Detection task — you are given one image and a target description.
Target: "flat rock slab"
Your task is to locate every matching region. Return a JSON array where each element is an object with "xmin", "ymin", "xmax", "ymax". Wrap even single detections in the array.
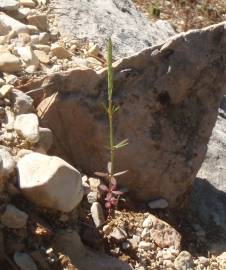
[
  {"xmin": 28, "ymin": 22, "xmax": 226, "ymax": 207},
  {"xmin": 51, "ymin": 0, "xmax": 175, "ymax": 58}
]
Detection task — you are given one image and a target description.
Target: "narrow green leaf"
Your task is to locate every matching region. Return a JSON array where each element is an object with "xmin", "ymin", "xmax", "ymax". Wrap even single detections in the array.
[
  {"xmin": 113, "ymin": 105, "xmax": 120, "ymax": 113},
  {"xmin": 113, "ymin": 170, "xmax": 128, "ymax": 177},
  {"xmin": 114, "ymin": 139, "xmax": 129, "ymax": 149}
]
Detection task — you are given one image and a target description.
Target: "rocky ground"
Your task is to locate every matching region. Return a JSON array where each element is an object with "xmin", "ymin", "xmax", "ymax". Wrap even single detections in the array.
[
  {"xmin": 133, "ymin": 0, "xmax": 226, "ymax": 32},
  {"xmin": 0, "ymin": 0, "xmax": 225, "ymax": 270}
]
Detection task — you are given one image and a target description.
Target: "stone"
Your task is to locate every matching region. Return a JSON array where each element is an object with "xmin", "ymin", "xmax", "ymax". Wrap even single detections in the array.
[
  {"xmin": 87, "ymin": 191, "xmax": 99, "ymax": 204},
  {"xmin": 14, "ymin": 252, "xmax": 38, "ymax": 270},
  {"xmin": 4, "ymin": 74, "xmax": 17, "ymax": 85},
  {"xmin": 88, "ymin": 177, "xmax": 101, "ymax": 191},
  {"xmin": 0, "ymin": 148, "xmax": 16, "ymax": 176},
  {"xmin": 18, "ymin": 32, "xmax": 31, "ymax": 45},
  {"xmin": 36, "ymin": 22, "xmax": 226, "ymax": 206},
  {"xmin": 72, "ymin": 56, "xmax": 88, "ymax": 67},
  {"xmin": 27, "ymin": 15, "xmax": 48, "ymax": 31},
  {"xmin": 141, "ymin": 228, "xmax": 149, "ymax": 239},
  {"xmin": 90, "ymin": 202, "xmax": 105, "ymax": 227},
  {"xmin": 0, "ymin": 0, "xmax": 20, "ymax": 11},
  {"xmin": 52, "ymin": 230, "xmax": 85, "ymax": 262},
  {"xmin": 20, "ymin": 0, "xmax": 36, "ymax": 8},
  {"xmin": 3, "ymin": 107, "xmax": 15, "ymax": 131},
  {"xmin": 88, "ymin": 44, "xmax": 99, "ymax": 57},
  {"xmin": 30, "ymin": 34, "xmax": 39, "ymax": 44},
  {"xmin": 102, "ymin": 224, "xmax": 111, "ymax": 234},
  {"xmin": 0, "ymin": 12, "xmax": 28, "ymax": 34},
  {"xmin": 1, "ymin": 204, "xmax": 28, "ymax": 229},
  {"xmin": 34, "ymin": 50, "xmax": 50, "ymax": 64},
  {"xmin": 0, "ymin": 84, "xmax": 13, "ymax": 97},
  {"xmin": 122, "ymin": 241, "xmax": 130, "ymax": 250},
  {"xmin": 0, "ymin": 20, "xmax": 10, "ymax": 35},
  {"xmin": 87, "ymin": 57, "xmax": 102, "ymax": 67},
  {"xmin": 138, "ymin": 241, "xmax": 152, "ymax": 251},
  {"xmin": 174, "ymin": 251, "xmax": 194, "ymax": 270},
  {"xmin": 127, "ymin": 235, "xmax": 140, "ymax": 249},
  {"xmin": 37, "ymin": 0, "xmax": 47, "ymax": 4},
  {"xmin": 27, "ymin": 24, "xmax": 39, "ymax": 34},
  {"xmin": 110, "ymin": 227, "xmax": 127, "ymax": 242},
  {"xmin": 0, "ymin": 52, "xmax": 21, "ymax": 73},
  {"xmin": 11, "ymin": 89, "xmax": 34, "ymax": 114},
  {"xmin": 148, "ymin": 198, "xmax": 169, "ymax": 209},
  {"xmin": 53, "ymin": 230, "xmax": 132, "ymax": 270},
  {"xmin": 14, "ymin": 113, "xmax": 39, "ymax": 143},
  {"xmin": 17, "ymin": 153, "xmax": 83, "ymax": 212},
  {"xmin": 195, "ymin": 257, "xmax": 209, "ymax": 267},
  {"xmin": 51, "ymin": 44, "xmax": 71, "ymax": 59},
  {"xmin": 52, "ymin": 0, "xmax": 175, "ymax": 58},
  {"xmin": 148, "ymin": 214, "xmax": 181, "ymax": 249},
  {"xmin": 217, "ymin": 252, "xmax": 226, "ymax": 268},
  {"xmin": 17, "ymin": 7, "xmax": 31, "ymax": 18},
  {"xmin": 34, "ymin": 44, "xmax": 50, "ymax": 53},
  {"xmin": 39, "ymin": 32, "xmax": 49, "ymax": 44},
  {"xmin": 17, "ymin": 46, "xmax": 39, "ymax": 71},
  {"xmin": 35, "ymin": 127, "xmax": 53, "ymax": 152},
  {"xmin": 142, "ymin": 216, "xmax": 153, "ymax": 228}
]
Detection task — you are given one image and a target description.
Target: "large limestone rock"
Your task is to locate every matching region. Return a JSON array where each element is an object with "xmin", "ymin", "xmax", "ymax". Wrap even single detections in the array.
[
  {"xmin": 51, "ymin": 0, "xmax": 175, "ymax": 58},
  {"xmin": 17, "ymin": 153, "xmax": 84, "ymax": 212},
  {"xmin": 29, "ymin": 22, "xmax": 226, "ymax": 207}
]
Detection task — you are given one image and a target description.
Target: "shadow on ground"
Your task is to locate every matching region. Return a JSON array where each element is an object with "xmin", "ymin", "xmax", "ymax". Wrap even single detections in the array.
[{"xmin": 188, "ymin": 177, "xmax": 226, "ymax": 255}]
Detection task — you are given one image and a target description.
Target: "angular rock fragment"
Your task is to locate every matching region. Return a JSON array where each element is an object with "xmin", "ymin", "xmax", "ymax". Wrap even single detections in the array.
[
  {"xmin": 27, "ymin": 15, "xmax": 48, "ymax": 31},
  {"xmin": 90, "ymin": 202, "xmax": 105, "ymax": 227},
  {"xmin": 0, "ymin": 52, "xmax": 21, "ymax": 73},
  {"xmin": 34, "ymin": 49, "xmax": 50, "ymax": 64},
  {"xmin": 35, "ymin": 127, "xmax": 53, "ymax": 152},
  {"xmin": 17, "ymin": 153, "xmax": 83, "ymax": 212},
  {"xmin": 51, "ymin": 44, "xmax": 71, "ymax": 59},
  {"xmin": 1, "ymin": 204, "xmax": 28, "ymax": 229},
  {"xmin": 174, "ymin": 251, "xmax": 194, "ymax": 270},
  {"xmin": 0, "ymin": 12, "xmax": 29, "ymax": 34},
  {"xmin": 11, "ymin": 89, "xmax": 33, "ymax": 114},
  {"xmin": 17, "ymin": 46, "xmax": 39, "ymax": 72},
  {"xmin": 36, "ymin": 22, "xmax": 226, "ymax": 206},
  {"xmin": 0, "ymin": 84, "xmax": 13, "ymax": 98},
  {"xmin": 0, "ymin": 148, "xmax": 16, "ymax": 176},
  {"xmin": 0, "ymin": 0, "xmax": 20, "ymax": 11},
  {"xmin": 20, "ymin": 0, "xmax": 36, "ymax": 8}
]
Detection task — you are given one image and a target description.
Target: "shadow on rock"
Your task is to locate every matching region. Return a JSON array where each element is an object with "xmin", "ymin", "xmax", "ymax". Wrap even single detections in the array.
[
  {"xmin": 189, "ymin": 177, "xmax": 226, "ymax": 255},
  {"xmin": 52, "ymin": 230, "xmax": 133, "ymax": 270}
]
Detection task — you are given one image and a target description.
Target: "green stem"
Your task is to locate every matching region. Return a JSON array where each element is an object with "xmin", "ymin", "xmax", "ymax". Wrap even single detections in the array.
[
  {"xmin": 109, "ymin": 102, "xmax": 114, "ymax": 176},
  {"xmin": 107, "ymin": 38, "xmax": 114, "ymax": 177}
]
